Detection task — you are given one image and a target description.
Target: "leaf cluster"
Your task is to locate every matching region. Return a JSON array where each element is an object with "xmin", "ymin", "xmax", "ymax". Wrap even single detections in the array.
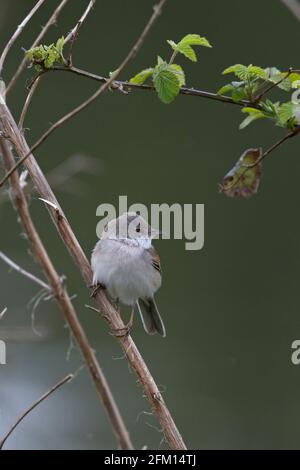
[
  {"xmin": 129, "ymin": 34, "xmax": 212, "ymax": 103},
  {"xmin": 218, "ymin": 64, "xmax": 300, "ymax": 130},
  {"xmin": 26, "ymin": 37, "xmax": 65, "ymax": 71}
]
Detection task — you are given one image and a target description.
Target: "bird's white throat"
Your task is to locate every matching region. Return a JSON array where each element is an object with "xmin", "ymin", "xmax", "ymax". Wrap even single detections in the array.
[{"xmin": 108, "ymin": 237, "xmax": 152, "ymax": 249}]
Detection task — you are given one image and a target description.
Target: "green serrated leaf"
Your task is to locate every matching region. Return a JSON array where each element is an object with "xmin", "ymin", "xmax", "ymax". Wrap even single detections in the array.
[
  {"xmin": 222, "ymin": 64, "xmax": 248, "ymax": 79},
  {"xmin": 247, "ymin": 65, "xmax": 267, "ymax": 79},
  {"xmin": 239, "ymin": 107, "xmax": 266, "ymax": 129},
  {"xmin": 153, "ymin": 68, "xmax": 180, "ymax": 104},
  {"xmin": 157, "ymin": 56, "xmax": 164, "ymax": 66},
  {"xmin": 44, "ymin": 47, "xmax": 57, "ymax": 69},
  {"xmin": 232, "ymin": 87, "xmax": 246, "ymax": 102},
  {"xmin": 178, "ymin": 34, "xmax": 212, "ymax": 48},
  {"xmin": 222, "ymin": 64, "xmax": 266, "ymax": 82},
  {"xmin": 129, "ymin": 68, "xmax": 154, "ymax": 85},
  {"xmin": 177, "ymin": 44, "xmax": 197, "ymax": 62},
  {"xmin": 26, "ymin": 36, "xmax": 65, "ymax": 70},
  {"xmin": 278, "ymin": 101, "xmax": 300, "ymax": 127},
  {"xmin": 217, "ymin": 84, "xmax": 235, "ymax": 95},
  {"xmin": 56, "ymin": 36, "xmax": 64, "ymax": 57},
  {"xmin": 168, "ymin": 63, "xmax": 185, "ymax": 86},
  {"xmin": 168, "ymin": 33, "xmax": 212, "ymax": 62}
]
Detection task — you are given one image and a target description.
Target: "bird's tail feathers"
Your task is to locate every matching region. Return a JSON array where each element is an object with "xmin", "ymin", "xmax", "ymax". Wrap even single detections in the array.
[{"xmin": 136, "ymin": 297, "xmax": 166, "ymax": 337}]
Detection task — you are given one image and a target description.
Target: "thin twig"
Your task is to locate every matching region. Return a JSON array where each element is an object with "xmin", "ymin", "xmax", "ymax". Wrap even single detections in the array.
[
  {"xmin": 18, "ymin": 75, "xmax": 42, "ymax": 129},
  {"xmin": 0, "ymin": 134, "xmax": 133, "ymax": 450},
  {"xmin": 246, "ymin": 126, "xmax": 300, "ymax": 168},
  {"xmin": 64, "ymin": 0, "xmax": 96, "ymax": 44},
  {"xmin": 0, "ymin": 0, "xmax": 187, "ymax": 450},
  {"xmin": 6, "ymin": 0, "xmax": 70, "ymax": 95},
  {"xmin": 0, "ymin": 251, "xmax": 50, "ymax": 291},
  {"xmin": 254, "ymin": 68, "xmax": 292, "ymax": 104},
  {"xmin": 0, "ymin": 0, "xmax": 46, "ymax": 76},
  {"xmin": 66, "ymin": 23, "xmax": 81, "ymax": 68},
  {"xmin": 0, "ymin": 373, "xmax": 73, "ymax": 450},
  {"xmin": 281, "ymin": 0, "xmax": 300, "ymax": 21},
  {"xmin": 52, "ymin": 64, "xmax": 254, "ymax": 106},
  {"xmin": 0, "ymin": 0, "xmax": 168, "ymax": 188},
  {"xmin": 65, "ymin": 0, "xmax": 97, "ymax": 66}
]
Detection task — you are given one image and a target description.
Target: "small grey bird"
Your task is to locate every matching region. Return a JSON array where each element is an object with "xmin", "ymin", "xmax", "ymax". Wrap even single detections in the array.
[{"xmin": 91, "ymin": 212, "xmax": 166, "ymax": 336}]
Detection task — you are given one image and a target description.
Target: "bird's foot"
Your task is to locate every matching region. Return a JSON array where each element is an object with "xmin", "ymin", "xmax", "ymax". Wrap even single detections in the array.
[
  {"xmin": 111, "ymin": 308, "xmax": 134, "ymax": 338},
  {"xmin": 90, "ymin": 282, "xmax": 105, "ymax": 298}
]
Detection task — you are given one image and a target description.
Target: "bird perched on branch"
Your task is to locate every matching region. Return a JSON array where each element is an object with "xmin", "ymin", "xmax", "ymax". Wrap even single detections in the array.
[{"xmin": 91, "ymin": 212, "xmax": 166, "ymax": 337}]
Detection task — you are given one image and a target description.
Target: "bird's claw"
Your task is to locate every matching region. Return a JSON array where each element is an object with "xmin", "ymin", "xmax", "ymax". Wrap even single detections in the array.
[
  {"xmin": 111, "ymin": 308, "xmax": 134, "ymax": 338},
  {"xmin": 90, "ymin": 282, "xmax": 105, "ymax": 298}
]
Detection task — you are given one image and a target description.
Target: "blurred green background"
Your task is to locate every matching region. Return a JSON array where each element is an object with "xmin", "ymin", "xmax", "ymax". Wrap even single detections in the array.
[{"xmin": 1, "ymin": 0, "xmax": 300, "ymax": 450}]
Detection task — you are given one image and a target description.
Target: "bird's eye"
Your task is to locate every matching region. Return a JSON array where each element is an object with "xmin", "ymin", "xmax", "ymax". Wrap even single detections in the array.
[{"xmin": 136, "ymin": 224, "xmax": 141, "ymax": 233}]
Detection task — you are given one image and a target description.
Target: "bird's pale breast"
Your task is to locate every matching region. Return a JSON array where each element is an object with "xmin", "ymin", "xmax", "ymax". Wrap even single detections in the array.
[{"xmin": 91, "ymin": 239, "xmax": 161, "ymax": 305}]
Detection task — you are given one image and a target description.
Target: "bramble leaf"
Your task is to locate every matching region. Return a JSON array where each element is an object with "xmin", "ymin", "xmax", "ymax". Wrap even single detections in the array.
[
  {"xmin": 167, "ymin": 33, "xmax": 212, "ymax": 62},
  {"xmin": 168, "ymin": 63, "xmax": 185, "ymax": 86},
  {"xmin": 223, "ymin": 64, "xmax": 267, "ymax": 81},
  {"xmin": 232, "ymin": 87, "xmax": 246, "ymax": 102},
  {"xmin": 153, "ymin": 66, "xmax": 181, "ymax": 103},
  {"xmin": 217, "ymin": 84, "xmax": 235, "ymax": 95},
  {"xmin": 129, "ymin": 68, "xmax": 154, "ymax": 84},
  {"xmin": 240, "ymin": 107, "xmax": 267, "ymax": 129},
  {"xmin": 219, "ymin": 148, "xmax": 263, "ymax": 198},
  {"xmin": 25, "ymin": 36, "xmax": 65, "ymax": 70},
  {"xmin": 222, "ymin": 64, "xmax": 248, "ymax": 79},
  {"xmin": 278, "ymin": 101, "xmax": 300, "ymax": 127},
  {"xmin": 56, "ymin": 36, "xmax": 65, "ymax": 58}
]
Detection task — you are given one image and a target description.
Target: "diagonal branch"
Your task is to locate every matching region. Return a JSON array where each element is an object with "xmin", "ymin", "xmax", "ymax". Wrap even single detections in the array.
[
  {"xmin": 0, "ymin": 0, "xmax": 47, "ymax": 76},
  {"xmin": 18, "ymin": 75, "xmax": 42, "ymax": 129},
  {"xmin": 280, "ymin": 0, "xmax": 300, "ymax": 21},
  {"xmin": 0, "ymin": 373, "xmax": 73, "ymax": 450},
  {"xmin": 0, "ymin": 135, "xmax": 133, "ymax": 450}
]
